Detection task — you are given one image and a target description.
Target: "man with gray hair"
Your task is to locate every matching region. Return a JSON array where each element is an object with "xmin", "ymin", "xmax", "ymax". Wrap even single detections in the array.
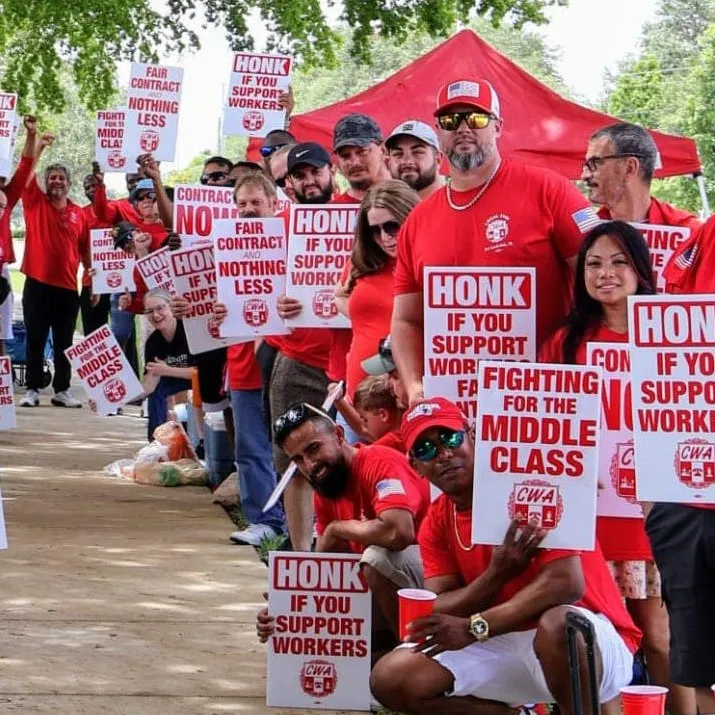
[
  {"xmin": 19, "ymin": 141, "xmax": 88, "ymax": 408},
  {"xmin": 582, "ymin": 122, "xmax": 700, "ymax": 229}
]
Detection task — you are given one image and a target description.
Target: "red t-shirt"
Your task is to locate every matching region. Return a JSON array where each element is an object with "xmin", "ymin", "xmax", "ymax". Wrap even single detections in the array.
[
  {"xmin": 419, "ymin": 495, "xmax": 641, "ymax": 653},
  {"xmin": 21, "ymin": 173, "xmax": 88, "ymax": 291},
  {"xmin": 327, "ymin": 328, "xmax": 352, "ymax": 383},
  {"xmin": 314, "ymin": 443, "xmax": 430, "ymax": 554},
  {"xmin": 664, "ymin": 213, "xmax": 715, "ymax": 295},
  {"xmin": 0, "ymin": 155, "xmax": 35, "ymax": 265},
  {"xmin": 394, "ymin": 158, "xmax": 594, "ymax": 347},
  {"xmin": 373, "ymin": 429, "xmax": 406, "ymax": 454},
  {"xmin": 540, "ymin": 324, "xmax": 654, "ymax": 560},
  {"xmin": 345, "ymin": 258, "xmax": 395, "ymax": 398},
  {"xmin": 227, "ymin": 342, "xmax": 262, "ymax": 391}
]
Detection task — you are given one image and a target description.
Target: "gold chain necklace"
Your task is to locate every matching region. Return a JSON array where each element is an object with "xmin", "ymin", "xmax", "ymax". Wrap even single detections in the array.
[
  {"xmin": 446, "ymin": 159, "xmax": 502, "ymax": 212},
  {"xmin": 452, "ymin": 502, "xmax": 474, "ymax": 551}
]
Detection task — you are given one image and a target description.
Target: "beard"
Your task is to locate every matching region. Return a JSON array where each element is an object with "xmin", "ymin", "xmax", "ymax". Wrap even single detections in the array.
[
  {"xmin": 309, "ymin": 457, "xmax": 351, "ymax": 499},
  {"xmin": 448, "ymin": 148, "xmax": 486, "ymax": 172},
  {"xmin": 240, "ymin": 210, "xmax": 260, "ymax": 218},
  {"xmin": 401, "ymin": 164, "xmax": 438, "ymax": 192},
  {"xmin": 297, "ymin": 185, "xmax": 333, "ymax": 205}
]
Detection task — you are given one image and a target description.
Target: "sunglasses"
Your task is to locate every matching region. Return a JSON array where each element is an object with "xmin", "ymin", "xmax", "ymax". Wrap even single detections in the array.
[
  {"xmin": 411, "ymin": 429, "xmax": 465, "ymax": 463},
  {"xmin": 261, "ymin": 143, "xmax": 287, "ymax": 158},
  {"xmin": 437, "ymin": 111, "xmax": 493, "ymax": 132},
  {"xmin": 135, "ymin": 191, "xmax": 156, "ymax": 202},
  {"xmin": 200, "ymin": 171, "xmax": 229, "ymax": 185},
  {"xmin": 273, "ymin": 402, "xmax": 334, "ymax": 444},
  {"xmin": 369, "ymin": 220, "xmax": 401, "ymax": 239}
]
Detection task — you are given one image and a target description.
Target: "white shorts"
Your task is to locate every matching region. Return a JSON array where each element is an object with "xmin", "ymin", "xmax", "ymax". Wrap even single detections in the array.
[
  {"xmin": 434, "ymin": 607, "xmax": 633, "ymax": 706},
  {"xmin": 0, "ymin": 264, "xmax": 13, "ymax": 341}
]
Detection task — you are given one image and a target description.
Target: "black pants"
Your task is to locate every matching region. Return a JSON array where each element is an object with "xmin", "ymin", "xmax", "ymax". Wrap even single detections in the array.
[
  {"xmin": 256, "ymin": 340, "xmax": 278, "ymax": 433},
  {"xmin": 79, "ymin": 286, "xmax": 110, "ymax": 336},
  {"xmin": 22, "ymin": 277, "xmax": 79, "ymax": 393}
]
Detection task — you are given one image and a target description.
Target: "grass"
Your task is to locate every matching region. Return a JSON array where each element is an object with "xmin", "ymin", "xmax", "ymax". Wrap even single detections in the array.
[{"xmin": 9, "ymin": 268, "xmax": 24, "ymax": 294}]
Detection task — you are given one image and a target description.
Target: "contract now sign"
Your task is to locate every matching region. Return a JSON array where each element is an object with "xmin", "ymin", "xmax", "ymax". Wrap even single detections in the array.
[{"xmin": 267, "ymin": 552, "xmax": 371, "ymax": 711}]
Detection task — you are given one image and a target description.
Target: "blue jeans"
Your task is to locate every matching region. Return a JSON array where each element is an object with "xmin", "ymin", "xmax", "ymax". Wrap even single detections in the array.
[
  {"xmin": 230, "ymin": 389, "xmax": 286, "ymax": 533},
  {"xmin": 148, "ymin": 376, "xmax": 192, "ymax": 441}
]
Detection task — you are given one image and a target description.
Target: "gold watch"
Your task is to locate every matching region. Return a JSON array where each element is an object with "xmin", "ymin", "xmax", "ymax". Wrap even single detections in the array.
[{"xmin": 469, "ymin": 613, "xmax": 490, "ymax": 642}]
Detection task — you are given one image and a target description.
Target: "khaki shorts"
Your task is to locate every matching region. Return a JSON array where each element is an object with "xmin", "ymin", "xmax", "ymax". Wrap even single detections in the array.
[{"xmin": 360, "ymin": 544, "xmax": 423, "ymax": 589}]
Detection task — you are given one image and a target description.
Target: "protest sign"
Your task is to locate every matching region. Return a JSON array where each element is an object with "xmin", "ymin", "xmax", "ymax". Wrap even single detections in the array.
[
  {"xmin": 267, "ymin": 552, "xmax": 371, "ymax": 711},
  {"xmin": 214, "ymin": 217, "xmax": 288, "ymax": 337},
  {"xmin": 423, "ymin": 267, "xmax": 536, "ymax": 420},
  {"xmin": 224, "ymin": 52, "xmax": 292, "ymax": 137},
  {"xmin": 65, "ymin": 326, "xmax": 143, "ymax": 416},
  {"xmin": 169, "ymin": 243, "xmax": 250, "ymax": 354},
  {"xmin": 90, "ymin": 228, "xmax": 136, "ymax": 294},
  {"xmin": 136, "ymin": 247, "xmax": 175, "ymax": 293},
  {"xmin": 276, "ymin": 186, "xmax": 292, "ymax": 214},
  {"xmin": 285, "ymin": 205, "xmax": 358, "ymax": 328},
  {"xmin": 0, "ymin": 114, "xmax": 19, "ymax": 179},
  {"xmin": 0, "ymin": 92, "xmax": 18, "ymax": 161},
  {"xmin": 586, "ymin": 342, "xmax": 642, "ymax": 518},
  {"xmin": 0, "ymin": 356, "xmax": 16, "ymax": 431},
  {"xmin": 173, "ymin": 184, "xmax": 237, "ymax": 247},
  {"xmin": 472, "ymin": 361, "xmax": 602, "ymax": 549},
  {"xmin": 125, "ymin": 62, "xmax": 183, "ymax": 161},
  {"xmin": 0, "ymin": 487, "xmax": 7, "ymax": 549},
  {"xmin": 632, "ymin": 223, "xmax": 691, "ymax": 294},
  {"xmin": 95, "ymin": 109, "xmax": 129, "ymax": 172},
  {"xmin": 628, "ymin": 294, "xmax": 715, "ymax": 503}
]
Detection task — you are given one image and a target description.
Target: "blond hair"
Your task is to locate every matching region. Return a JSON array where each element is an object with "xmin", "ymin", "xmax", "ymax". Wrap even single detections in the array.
[{"xmin": 353, "ymin": 375, "xmax": 398, "ymax": 412}]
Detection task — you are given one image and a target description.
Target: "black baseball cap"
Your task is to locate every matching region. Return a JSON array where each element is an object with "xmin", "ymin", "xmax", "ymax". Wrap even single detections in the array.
[
  {"xmin": 333, "ymin": 113, "xmax": 383, "ymax": 151},
  {"xmin": 287, "ymin": 142, "xmax": 332, "ymax": 174},
  {"xmin": 113, "ymin": 221, "xmax": 139, "ymax": 250}
]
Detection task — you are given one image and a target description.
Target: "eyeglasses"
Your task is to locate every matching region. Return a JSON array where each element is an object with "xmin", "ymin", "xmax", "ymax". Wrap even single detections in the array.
[
  {"xmin": 200, "ymin": 171, "xmax": 229, "ymax": 185},
  {"xmin": 411, "ymin": 429, "xmax": 465, "ymax": 463},
  {"xmin": 369, "ymin": 220, "xmax": 401, "ymax": 240},
  {"xmin": 135, "ymin": 191, "xmax": 156, "ymax": 202},
  {"xmin": 436, "ymin": 112, "xmax": 493, "ymax": 132},
  {"xmin": 273, "ymin": 402, "xmax": 334, "ymax": 444},
  {"xmin": 582, "ymin": 154, "xmax": 644, "ymax": 173},
  {"xmin": 261, "ymin": 143, "xmax": 287, "ymax": 158}
]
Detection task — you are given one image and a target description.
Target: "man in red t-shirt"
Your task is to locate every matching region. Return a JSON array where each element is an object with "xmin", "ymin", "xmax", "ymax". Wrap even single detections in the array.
[
  {"xmin": 266, "ymin": 403, "xmax": 428, "ymax": 639},
  {"xmin": 371, "ymin": 397, "xmax": 641, "ymax": 714},
  {"xmin": 391, "ymin": 79, "xmax": 600, "ymax": 406}
]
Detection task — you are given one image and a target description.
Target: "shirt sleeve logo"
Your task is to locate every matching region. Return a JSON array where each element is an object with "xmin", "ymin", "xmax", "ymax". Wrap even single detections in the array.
[{"xmin": 376, "ymin": 478, "xmax": 407, "ymax": 499}]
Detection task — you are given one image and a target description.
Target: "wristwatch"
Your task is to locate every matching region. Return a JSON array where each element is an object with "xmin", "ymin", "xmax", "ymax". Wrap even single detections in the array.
[{"xmin": 469, "ymin": 613, "xmax": 490, "ymax": 642}]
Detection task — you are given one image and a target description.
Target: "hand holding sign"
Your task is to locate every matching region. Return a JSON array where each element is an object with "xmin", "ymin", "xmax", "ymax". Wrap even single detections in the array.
[{"xmin": 277, "ymin": 293, "xmax": 302, "ymax": 319}]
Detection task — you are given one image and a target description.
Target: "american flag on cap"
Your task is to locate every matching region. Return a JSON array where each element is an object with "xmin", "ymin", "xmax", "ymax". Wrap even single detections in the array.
[
  {"xmin": 435, "ymin": 78, "xmax": 500, "ymax": 117},
  {"xmin": 447, "ymin": 81, "xmax": 480, "ymax": 99}
]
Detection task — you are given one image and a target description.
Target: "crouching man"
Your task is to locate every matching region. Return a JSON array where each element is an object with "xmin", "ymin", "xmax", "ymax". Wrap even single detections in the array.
[
  {"xmin": 258, "ymin": 402, "xmax": 429, "ymax": 649},
  {"xmin": 370, "ymin": 397, "xmax": 642, "ymax": 715}
]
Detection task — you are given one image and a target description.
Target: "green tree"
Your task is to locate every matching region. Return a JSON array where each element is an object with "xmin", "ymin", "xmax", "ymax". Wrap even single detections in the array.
[
  {"xmin": 605, "ymin": 55, "xmax": 665, "ymax": 128},
  {"xmin": 0, "ymin": 0, "xmax": 565, "ymax": 114}
]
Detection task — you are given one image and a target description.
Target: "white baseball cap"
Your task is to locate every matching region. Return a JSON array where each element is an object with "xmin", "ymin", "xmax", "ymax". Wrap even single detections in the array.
[{"xmin": 385, "ymin": 120, "xmax": 440, "ymax": 151}]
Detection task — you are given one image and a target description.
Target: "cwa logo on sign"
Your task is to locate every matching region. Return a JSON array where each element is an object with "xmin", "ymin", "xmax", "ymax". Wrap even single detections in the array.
[
  {"xmin": 675, "ymin": 439, "xmax": 715, "ymax": 490},
  {"xmin": 103, "ymin": 378, "xmax": 127, "ymax": 404},
  {"xmin": 243, "ymin": 111, "xmax": 265, "ymax": 132},
  {"xmin": 312, "ymin": 289, "xmax": 338, "ymax": 320},
  {"xmin": 610, "ymin": 442, "xmax": 637, "ymax": 500},
  {"xmin": 140, "ymin": 130, "xmax": 160, "ymax": 152},
  {"xmin": 243, "ymin": 298, "xmax": 268, "ymax": 327},
  {"xmin": 508, "ymin": 480, "xmax": 563, "ymax": 529},
  {"xmin": 300, "ymin": 659, "xmax": 338, "ymax": 700}
]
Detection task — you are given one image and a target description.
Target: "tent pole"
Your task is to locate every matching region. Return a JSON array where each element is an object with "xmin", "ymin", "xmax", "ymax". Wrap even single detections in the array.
[{"xmin": 696, "ymin": 173, "xmax": 711, "ymax": 218}]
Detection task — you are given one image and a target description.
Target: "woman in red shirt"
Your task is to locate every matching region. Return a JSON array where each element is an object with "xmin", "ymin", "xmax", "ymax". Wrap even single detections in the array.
[
  {"xmin": 335, "ymin": 179, "xmax": 420, "ymax": 402},
  {"xmin": 540, "ymin": 220, "xmax": 694, "ymax": 714}
]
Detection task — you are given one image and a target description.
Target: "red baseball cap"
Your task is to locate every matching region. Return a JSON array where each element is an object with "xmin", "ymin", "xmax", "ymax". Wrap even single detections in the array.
[
  {"xmin": 401, "ymin": 397, "xmax": 468, "ymax": 452},
  {"xmin": 434, "ymin": 79, "xmax": 501, "ymax": 118}
]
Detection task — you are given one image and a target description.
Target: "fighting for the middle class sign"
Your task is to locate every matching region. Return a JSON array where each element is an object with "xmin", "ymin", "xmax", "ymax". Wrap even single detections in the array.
[
  {"xmin": 473, "ymin": 361, "xmax": 602, "ymax": 550},
  {"xmin": 423, "ymin": 267, "xmax": 536, "ymax": 420}
]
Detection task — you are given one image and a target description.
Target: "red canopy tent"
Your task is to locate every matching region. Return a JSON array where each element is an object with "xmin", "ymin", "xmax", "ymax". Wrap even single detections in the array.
[{"xmin": 247, "ymin": 29, "xmax": 702, "ymax": 182}]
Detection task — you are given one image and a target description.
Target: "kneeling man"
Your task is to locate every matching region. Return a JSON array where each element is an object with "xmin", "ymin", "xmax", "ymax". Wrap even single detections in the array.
[{"xmin": 371, "ymin": 397, "xmax": 641, "ymax": 715}]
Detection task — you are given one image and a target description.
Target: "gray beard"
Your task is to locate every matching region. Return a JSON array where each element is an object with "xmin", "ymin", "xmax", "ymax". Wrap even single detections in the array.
[{"xmin": 448, "ymin": 148, "xmax": 485, "ymax": 172}]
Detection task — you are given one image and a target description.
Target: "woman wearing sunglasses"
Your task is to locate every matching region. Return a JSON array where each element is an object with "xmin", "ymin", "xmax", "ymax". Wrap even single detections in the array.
[
  {"xmin": 335, "ymin": 180, "xmax": 420, "ymax": 405},
  {"xmin": 540, "ymin": 221, "xmax": 695, "ymax": 715}
]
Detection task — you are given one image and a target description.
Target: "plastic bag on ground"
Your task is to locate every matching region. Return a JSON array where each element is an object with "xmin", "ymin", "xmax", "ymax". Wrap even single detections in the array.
[{"xmin": 133, "ymin": 459, "xmax": 208, "ymax": 487}]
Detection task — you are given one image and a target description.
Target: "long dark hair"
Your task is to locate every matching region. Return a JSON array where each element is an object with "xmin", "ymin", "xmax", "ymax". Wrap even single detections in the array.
[{"xmin": 562, "ymin": 220, "xmax": 655, "ymax": 363}]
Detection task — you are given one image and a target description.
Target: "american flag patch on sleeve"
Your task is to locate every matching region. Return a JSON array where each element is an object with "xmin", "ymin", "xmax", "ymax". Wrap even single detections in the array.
[
  {"xmin": 375, "ymin": 478, "xmax": 407, "ymax": 499},
  {"xmin": 571, "ymin": 207, "xmax": 601, "ymax": 233}
]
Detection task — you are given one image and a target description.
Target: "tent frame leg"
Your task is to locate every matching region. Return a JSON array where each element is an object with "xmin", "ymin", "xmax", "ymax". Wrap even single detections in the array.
[{"xmin": 695, "ymin": 173, "xmax": 711, "ymax": 218}]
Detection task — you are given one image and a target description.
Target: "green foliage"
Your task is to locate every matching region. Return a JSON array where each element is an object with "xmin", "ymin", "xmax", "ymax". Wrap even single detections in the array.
[
  {"xmin": 606, "ymin": 55, "xmax": 665, "ymax": 128},
  {"xmin": 165, "ymin": 150, "xmax": 213, "ymax": 186},
  {"xmin": 0, "ymin": 0, "xmax": 563, "ymax": 114}
]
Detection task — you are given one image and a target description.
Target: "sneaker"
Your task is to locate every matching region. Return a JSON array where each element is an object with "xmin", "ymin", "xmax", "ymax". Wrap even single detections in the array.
[
  {"xmin": 20, "ymin": 389, "xmax": 40, "ymax": 407},
  {"xmin": 229, "ymin": 523, "xmax": 278, "ymax": 546},
  {"xmin": 50, "ymin": 390, "xmax": 82, "ymax": 408}
]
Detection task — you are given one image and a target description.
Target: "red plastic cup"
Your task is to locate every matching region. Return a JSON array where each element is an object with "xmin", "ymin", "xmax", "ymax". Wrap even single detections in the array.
[
  {"xmin": 620, "ymin": 685, "xmax": 669, "ymax": 715},
  {"xmin": 397, "ymin": 588, "xmax": 437, "ymax": 641}
]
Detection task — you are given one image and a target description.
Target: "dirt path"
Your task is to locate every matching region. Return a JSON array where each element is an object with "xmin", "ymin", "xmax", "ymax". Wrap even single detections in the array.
[{"xmin": 0, "ymin": 391, "xmax": 359, "ymax": 714}]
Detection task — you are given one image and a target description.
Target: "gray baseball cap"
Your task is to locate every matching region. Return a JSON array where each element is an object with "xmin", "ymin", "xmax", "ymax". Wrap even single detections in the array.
[
  {"xmin": 333, "ymin": 113, "xmax": 383, "ymax": 151},
  {"xmin": 385, "ymin": 120, "xmax": 440, "ymax": 151},
  {"xmin": 361, "ymin": 336, "xmax": 396, "ymax": 376}
]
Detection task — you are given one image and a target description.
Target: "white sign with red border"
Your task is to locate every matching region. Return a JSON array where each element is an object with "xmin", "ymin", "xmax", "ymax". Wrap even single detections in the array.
[
  {"xmin": 224, "ymin": 52, "xmax": 292, "ymax": 137},
  {"xmin": 586, "ymin": 342, "xmax": 642, "ymax": 518},
  {"xmin": 173, "ymin": 184, "xmax": 238, "ymax": 248},
  {"xmin": 95, "ymin": 109, "xmax": 130, "ymax": 172},
  {"xmin": 125, "ymin": 62, "xmax": 183, "ymax": 161},
  {"xmin": 631, "ymin": 223, "xmax": 691, "ymax": 294},
  {"xmin": 90, "ymin": 228, "xmax": 136, "ymax": 294},
  {"xmin": 423, "ymin": 266, "xmax": 536, "ymax": 421},
  {"xmin": 65, "ymin": 326, "xmax": 143, "ymax": 417},
  {"xmin": 285, "ymin": 205, "xmax": 358, "ymax": 329},
  {"xmin": 214, "ymin": 217, "xmax": 288, "ymax": 337},
  {"xmin": 0, "ymin": 93, "xmax": 18, "ymax": 161},
  {"xmin": 135, "ymin": 247, "xmax": 175, "ymax": 293},
  {"xmin": 628, "ymin": 294, "xmax": 715, "ymax": 502},
  {"xmin": 472, "ymin": 361, "xmax": 602, "ymax": 550},
  {"xmin": 267, "ymin": 552, "xmax": 371, "ymax": 711},
  {"xmin": 0, "ymin": 114, "xmax": 19, "ymax": 177},
  {"xmin": 0, "ymin": 356, "xmax": 16, "ymax": 430}
]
